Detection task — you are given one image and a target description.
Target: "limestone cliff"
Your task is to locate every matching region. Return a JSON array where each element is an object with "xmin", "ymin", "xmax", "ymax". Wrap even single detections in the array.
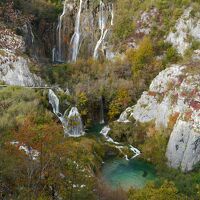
[
  {"xmin": 118, "ymin": 63, "xmax": 200, "ymax": 172},
  {"xmin": 0, "ymin": 27, "xmax": 43, "ymax": 86}
]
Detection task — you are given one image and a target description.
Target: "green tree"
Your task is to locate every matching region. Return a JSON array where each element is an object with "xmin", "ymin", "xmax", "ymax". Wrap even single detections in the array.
[
  {"xmin": 128, "ymin": 181, "xmax": 188, "ymax": 200},
  {"xmin": 139, "ymin": 132, "xmax": 168, "ymax": 170},
  {"xmin": 127, "ymin": 37, "xmax": 154, "ymax": 79},
  {"xmin": 108, "ymin": 89, "xmax": 132, "ymax": 121},
  {"xmin": 77, "ymin": 92, "xmax": 91, "ymax": 126}
]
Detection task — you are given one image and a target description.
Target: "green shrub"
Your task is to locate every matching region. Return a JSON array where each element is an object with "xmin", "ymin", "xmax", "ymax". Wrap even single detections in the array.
[{"xmin": 139, "ymin": 132, "xmax": 169, "ymax": 170}]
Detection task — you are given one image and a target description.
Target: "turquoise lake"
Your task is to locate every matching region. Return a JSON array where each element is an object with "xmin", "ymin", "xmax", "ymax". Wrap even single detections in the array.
[{"xmin": 101, "ymin": 158, "xmax": 157, "ymax": 190}]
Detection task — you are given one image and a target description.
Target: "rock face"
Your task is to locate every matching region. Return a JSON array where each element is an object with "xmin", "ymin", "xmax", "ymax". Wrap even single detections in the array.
[
  {"xmin": 166, "ymin": 7, "xmax": 200, "ymax": 55},
  {"xmin": 118, "ymin": 64, "xmax": 200, "ymax": 172},
  {"xmin": 0, "ymin": 27, "xmax": 43, "ymax": 86}
]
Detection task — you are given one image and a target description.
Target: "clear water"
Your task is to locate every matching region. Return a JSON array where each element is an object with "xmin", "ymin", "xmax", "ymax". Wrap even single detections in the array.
[
  {"xmin": 102, "ymin": 158, "xmax": 157, "ymax": 190},
  {"xmin": 86, "ymin": 123, "xmax": 105, "ymax": 137}
]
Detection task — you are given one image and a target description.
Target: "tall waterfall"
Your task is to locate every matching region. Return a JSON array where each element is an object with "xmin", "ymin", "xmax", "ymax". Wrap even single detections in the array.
[
  {"xmin": 57, "ymin": 0, "xmax": 68, "ymax": 62},
  {"xmin": 70, "ymin": 0, "xmax": 83, "ymax": 62},
  {"xmin": 93, "ymin": 0, "xmax": 108, "ymax": 59},
  {"xmin": 48, "ymin": 89, "xmax": 84, "ymax": 137},
  {"xmin": 93, "ymin": 1, "xmax": 114, "ymax": 59},
  {"xmin": 110, "ymin": 3, "xmax": 114, "ymax": 26}
]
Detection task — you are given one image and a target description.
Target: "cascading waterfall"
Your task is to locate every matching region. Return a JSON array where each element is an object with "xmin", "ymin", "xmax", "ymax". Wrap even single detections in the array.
[
  {"xmin": 110, "ymin": 3, "xmax": 114, "ymax": 26},
  {"xmin": 57, "ymin": 0, "xmax": 68, "ymax": 62},
  {"xmin": 70, "ymin": 0, "xmax": 83, "ymax": 62},
  {"xmin": 66, "ymin": 107, "xmax": 84, "ymax": 136},
  {"xmin": 93, "ymin": 1, "xmax": 114, "ymax": 59},
  {"xmin": 48, "ymin": 89, "xmax": 84, "ymax": 137},
  {"xmin": 100, "ymin": 126, "xmax": 141, "ymax": 159},
  {"xmin": 48, "ymin": 89, "xmax": 60, "ymax": 115},
  {"xmin": 99, "ymin": 96, "xmax": 105, "ymax": 124},
  {"xmin": 93, "ymin": 0, "xmax": 108, "ymax": 59}
]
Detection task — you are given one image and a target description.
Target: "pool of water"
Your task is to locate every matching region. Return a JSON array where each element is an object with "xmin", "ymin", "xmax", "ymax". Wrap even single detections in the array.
[
  {"xmin": 86, "ymin": 123, "xmax": 105, "ymax": 137},
  {"xmin": 101, "ymin": 158, "xmax": 157, "ymax": 190}
]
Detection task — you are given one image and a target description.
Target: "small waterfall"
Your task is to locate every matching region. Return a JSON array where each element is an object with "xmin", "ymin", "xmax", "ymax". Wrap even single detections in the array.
[
  {"xmin": 66, "ymin": 107, "xmax": 84, "ymax": 137},
  {"xmin": 117, "ymin": 107, "xmax": 132, "ymax": 123},
  {"xmin": 48, "ymin": 89, "xmax": 60, "ymax": 115},
  {"xmin": 52, "ymin": 47, "xmax": 56, "ymax": 63},
  {"xmin": 27, "ymin": 23, "xmax": 35, "ymax": 44},
  {"xmin": 70, "ymin": 0, "xmax": 83, "ymax": 62},
  {"xmin": 57, "ymin": 0, "xmax": 68, "ymax": 62},
  {"xmin": 48, "ymin": 89, "xmax": 84, "ymax": 137},
  {"xmin": 22, "ymin": 22, "xmax": 35, "ymax": 47},
  {"xmin": 99, "ymin": 96, "xmax": 105, "ymax": 124},
  {"xmin": 93, "ymin": 0, "xmax": 108, "ymax": 59},
  {"xmin": 100, "ymin": 126, "xmax": 141, "ymax": 159}
]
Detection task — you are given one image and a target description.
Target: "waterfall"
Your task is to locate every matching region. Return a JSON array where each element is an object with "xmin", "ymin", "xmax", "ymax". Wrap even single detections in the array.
[
  {"xmin": 70, "ymin": 0, "xmax": 83, "ymax": 62},
  {"xmin": 117, "ymin": 107, "xmax": 132, "ymax": 123},
  {"xmin": 48, "ymin": 89, "xmax": 84, "ymax": 137},
  {"xmin": 48, "ymin": 89, "xmax": 60, "ymax": 115},
  {"xmin": 110, "ymin": 3, "xmax": 114, "ymax": 26},
  {"xmin": 57, "ymin": 0, "xmax": 68, "ymax": 62},
  {"xmin": 100, "ymin": 126, "xmax": 141, "ymax": 159},
  {"xmin": 66, "ymin": 107, "xmax": 84, "ymax": 137},
  {"xmin": 52, "ymin": 47, "xmax": 56, "ymax": 63},
  {"xmin": 28, "ymin": 23, "xmax": 35, "ymax": 44},
  {"xmin": 93, "ymin": 0, "xmax": 108, "ymax": 59},
  {"xmin": 99, "ymin": 96, "xmax": 105, "ymax": 124}
]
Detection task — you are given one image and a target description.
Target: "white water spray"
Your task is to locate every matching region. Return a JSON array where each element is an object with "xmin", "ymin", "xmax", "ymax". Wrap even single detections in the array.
[
  {"xmin": 93, "ymin": 0, "xmax": 108, "ymax": 59},
  {"xmin": 70, "ymin": 0, "xmax": 83, "ymax": 62},
  {"xmin": 100, "ymin": 126, "xmax": 141, "ymax": 159},
  {"xmin": 110, "ymin": 3, "xmax": 114, "ymax": 26},
  {"xmin": 48, "ymin": 89, "xmax": 84, "ymax": 137}
]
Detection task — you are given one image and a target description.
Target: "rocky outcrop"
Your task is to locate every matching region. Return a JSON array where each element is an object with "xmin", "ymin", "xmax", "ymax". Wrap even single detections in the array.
[
  {"xmin": 0, "ymin": 27, "xmax": 43, "ymax": 86},
  {"xmin": 0, "ymin": 0, "xmax": 55, "ymax": 62},
  {"xmin": 118, "ymin": 64, "xmax": 200, "ymax": 172},
  {"xmin": 166, "ymin": 7, "xmax": 200, "ymax": 55}
]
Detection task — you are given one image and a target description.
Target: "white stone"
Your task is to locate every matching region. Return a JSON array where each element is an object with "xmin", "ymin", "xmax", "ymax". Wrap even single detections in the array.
[{"xmin": 166, "ymin": 8, "xmax": 200, "ymax": 55}]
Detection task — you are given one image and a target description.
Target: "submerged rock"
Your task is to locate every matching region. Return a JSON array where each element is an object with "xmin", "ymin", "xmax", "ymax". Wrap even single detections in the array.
[{"xmin": 119, "ymin": 64, "xmax": 200, "ymax": 172}]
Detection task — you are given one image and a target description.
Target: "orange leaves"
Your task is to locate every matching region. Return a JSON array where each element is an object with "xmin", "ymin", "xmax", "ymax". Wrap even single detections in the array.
[{"xmin": 14, "ymin": 114, "xmax": 62, "ymax": 151}]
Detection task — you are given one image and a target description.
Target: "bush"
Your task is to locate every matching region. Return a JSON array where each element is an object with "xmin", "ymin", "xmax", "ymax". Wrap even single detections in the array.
[
  {"xmin": 127, "ymin": 37, "xmax": 154, "ymax": 78},
  {"xmin": 108, "ymin": 89, "xmax": 132, "ymax": 121},
  {"xmin": 128, "ymin": 181, "xmax": 188, "ymax": 200},
  {"xmin": 165, "ymin": 46, "xmax": 180, "ymax": 63},
  {"xmin": 139, "ymin": 131, "xmax": 169, "ymax": 170}
]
